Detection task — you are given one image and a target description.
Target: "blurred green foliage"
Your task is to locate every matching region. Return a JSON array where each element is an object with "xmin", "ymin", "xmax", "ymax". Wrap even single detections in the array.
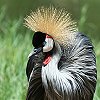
[{"xmin": 0, "ymin": 0, "xmax": 100, "ymax": 100}]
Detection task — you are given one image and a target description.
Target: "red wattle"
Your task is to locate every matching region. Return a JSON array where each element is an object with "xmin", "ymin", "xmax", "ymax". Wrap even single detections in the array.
[{"xmin": 43, "ymin": 55, "xmax": 51, "ymax": 65}]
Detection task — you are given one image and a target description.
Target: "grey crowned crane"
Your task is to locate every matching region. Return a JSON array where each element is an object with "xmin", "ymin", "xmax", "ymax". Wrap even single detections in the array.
[{"xmin": 24, "ymin": 7, "xmax": 97, "ymax": 100}]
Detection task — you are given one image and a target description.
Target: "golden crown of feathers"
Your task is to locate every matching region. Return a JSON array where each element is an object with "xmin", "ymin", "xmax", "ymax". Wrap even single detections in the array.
[{"xmin": 24, "ymin": 6, "xmax": 78, "ymax": 46}]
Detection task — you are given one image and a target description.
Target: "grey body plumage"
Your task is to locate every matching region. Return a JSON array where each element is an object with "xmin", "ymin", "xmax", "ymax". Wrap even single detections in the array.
[{"xmin": 26, "ymin": 32, "xmax": 97, "ymax": 100}]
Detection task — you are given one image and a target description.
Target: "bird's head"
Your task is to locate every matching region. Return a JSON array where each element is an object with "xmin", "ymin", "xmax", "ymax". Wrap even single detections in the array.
[
  {"xmin": 25, "ymin": 6, "xmax": 78, "ymax": 61},
  {"xmin": 32, "ymin": 31, "xmax": 54, "ymax": 53},
  {"xmin": 24, "ymin": 6, "xmax": 78, "ymax": 49},
  {"xmin": 31, "ymin": 31, "xmax": 54, "ymax": 65}
]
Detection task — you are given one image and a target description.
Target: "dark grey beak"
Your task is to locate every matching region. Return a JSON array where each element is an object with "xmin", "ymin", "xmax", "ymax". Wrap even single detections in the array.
[
  {"xmin": 34, "ymin": 47, "xmax": 43, "ymax": 54},
  {"xmin": 28, "ymin": 47, "xmax": 43, "ymax": 58}
]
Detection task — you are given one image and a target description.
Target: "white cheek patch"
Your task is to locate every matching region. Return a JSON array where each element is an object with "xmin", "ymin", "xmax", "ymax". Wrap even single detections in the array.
[{"xmin": 43, "ymin": 38, "xmax": 54, "ymax": 52}]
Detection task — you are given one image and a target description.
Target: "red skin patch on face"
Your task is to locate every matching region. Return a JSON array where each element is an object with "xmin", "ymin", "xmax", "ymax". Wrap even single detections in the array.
[{"xmin": 46, "ymin": 34, "xmax": 52, "ymax": 38}]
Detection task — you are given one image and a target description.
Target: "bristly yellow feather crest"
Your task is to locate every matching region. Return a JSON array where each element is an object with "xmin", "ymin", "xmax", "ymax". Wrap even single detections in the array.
[{"xmin": 24, "ymin": 6, "xmax": 78, "ymax": 46}]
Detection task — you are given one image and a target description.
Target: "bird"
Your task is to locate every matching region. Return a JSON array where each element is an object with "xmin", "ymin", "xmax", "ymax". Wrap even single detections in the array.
[{"xmin": 24, "ymin": 6, "xmax": 97, "ymax": 100}]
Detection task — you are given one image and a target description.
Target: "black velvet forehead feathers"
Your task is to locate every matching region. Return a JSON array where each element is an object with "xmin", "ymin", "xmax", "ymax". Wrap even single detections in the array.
[{"xmin": 32, "ymin": 31, "xmax": 46, "ymax": 48}]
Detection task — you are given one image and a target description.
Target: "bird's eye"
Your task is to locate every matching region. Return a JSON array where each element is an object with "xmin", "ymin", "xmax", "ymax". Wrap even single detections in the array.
[{"xmin": 43, "ymin": 41, "xmax": 47, "ymax": 47}]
